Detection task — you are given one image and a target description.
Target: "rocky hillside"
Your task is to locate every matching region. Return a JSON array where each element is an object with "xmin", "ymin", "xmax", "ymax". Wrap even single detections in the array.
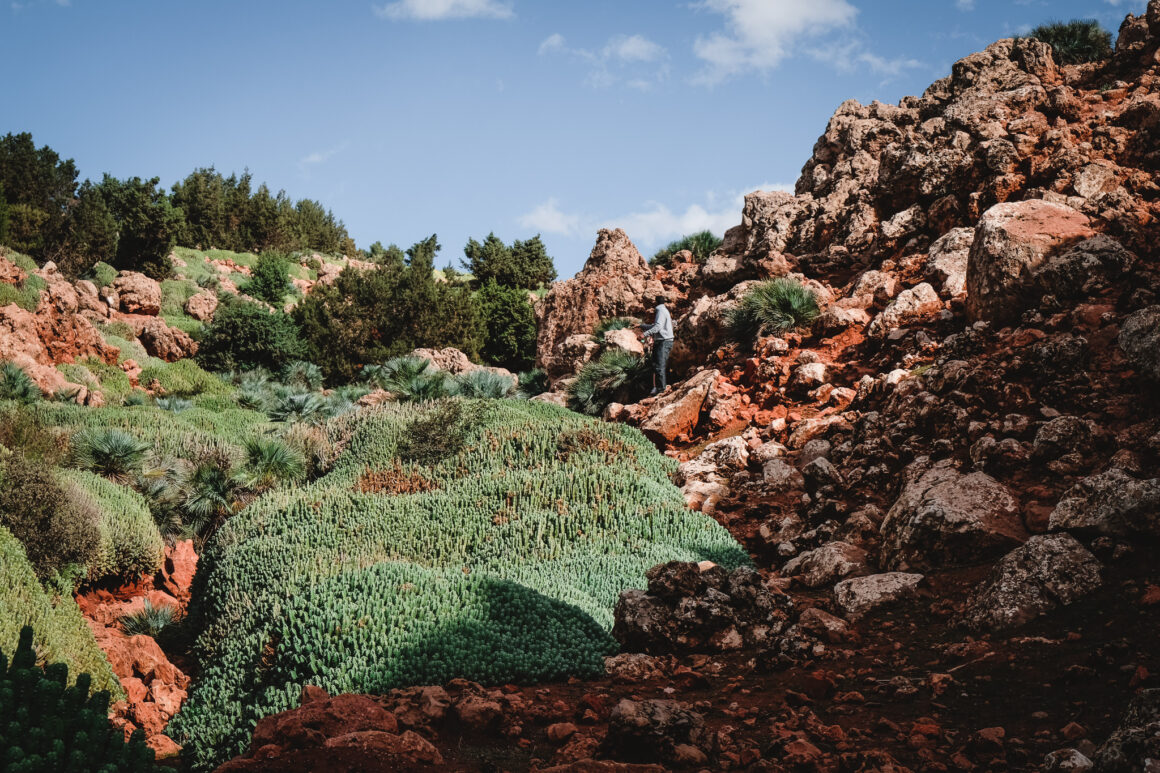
[{"xmin": 221, "ymin": 6, "xmax": 1160, "ymax": 771}]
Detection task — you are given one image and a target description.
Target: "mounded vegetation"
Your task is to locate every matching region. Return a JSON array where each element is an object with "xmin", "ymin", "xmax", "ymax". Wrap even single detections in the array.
[
  {"xmin": 727, "ymin": 277, "xmax": 820, "ymax": 342},
  {"xmin": 172, "ymin": 399, "xmax": 746, "ymax": 768},
  {"xmin": 1029, "ymin": 19, "xmax": 1113, "ymax": 64},
  {"xmin": 649, "ymin": 230, "xmax": 723, "ymax": 268}
]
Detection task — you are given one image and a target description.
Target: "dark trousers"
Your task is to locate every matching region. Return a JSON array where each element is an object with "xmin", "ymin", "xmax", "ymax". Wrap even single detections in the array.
[{"xmin": 653, "ymin": 338, "xmax": 673, "ymax": 389}]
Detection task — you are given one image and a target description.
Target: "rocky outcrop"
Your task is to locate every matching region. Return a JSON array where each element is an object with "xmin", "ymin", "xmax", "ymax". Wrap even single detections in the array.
[
  {"xmin": 123, "ymin": 315, "xmax": 197, "ymax": 362},
  {"xmin": 965, "ymin": 201, "xmax": 1094, "ymax": 324},
  {"xmin": 638, "ymin": 369, "xmax": 719, "ymax": 443},
  {"xmin": 602, "ymin": 699, "xmax": 708, "ymax": 766},
  {"xmin": 407, "ymin": 346, "xmax": 517, "ymax": 387},
  {"xmin": 535, "ymin": 229, "xmax": 663, "ymax": 382},
  {"xmin": 1119, "ymin": 306, "xmax": 1160, "ymax": 380},
  {"xmin": 925, "ymin": 227, "xmax": 973, "ymax": 298},
  {"xmin": 781, "ymin": 541, "xmax": 870, "ymax": 588},
  {"xmin": 880, "ymin": 459, "xmax": 1028, "ymax": 571},
  {"xmin": 113, "ymin": 271, "xmax": 163, "ymax": 316},
  {"xmin": 1093, "ymin": 688, "xmax": 1160, "ymax": 773},
  {"xmin": 962, "ymin": 534, "xmax": 1102, "ymax": 632}
]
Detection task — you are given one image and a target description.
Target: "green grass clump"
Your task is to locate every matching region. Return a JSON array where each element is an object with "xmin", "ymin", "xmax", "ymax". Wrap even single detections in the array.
[
  {"xmin": 453, "ymin": 369, "xmax": 514, "ymax": 399},
  {"xmin": 173, "ymin": 399, "xmax": 747, "ymax": 769},
  {"xmin": 71, "ymin": 427, "xmax": 151, "ymax": 483},
  {"xmin": 567, "ymin": 349, "xmax": 652, "ymax": 416},
  {"xmin": 0, "ymin": 625, "xmax": 154, "ymax": 770},
  {"xmin": 84, "ymin": 261, "xmax": 118, "ymax": 289},
  {"xmin": 0, "ymin": 272, "xmax": 46, "ymax": 311},
  {"xmin": 650, "ymin": 230, "xmax": 723, "ymax": 268},
  {"xmin": 1029, "ymin": 19, "xmax": 1112, "ymax": 64},
  {"xmin": 61, "ymin": 470, "xmax": 164, "ymax": 581},
  {"xmin": 119, "ymin": 599, "xmax": 178, "ymax": 638},
  {"xmin": 727, "ymin": 277, "xmax": 820, "ymax": 343},
  {"xmin": 0, "ymin": 527, "xmax": 122, "ymax": 697},
  {"xmin": 592, "ymin": 317, "xmax": 640, "ymax": 339}
]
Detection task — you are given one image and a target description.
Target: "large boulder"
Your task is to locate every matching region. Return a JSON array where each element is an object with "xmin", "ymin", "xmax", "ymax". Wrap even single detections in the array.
[
  {"xmin": 965, "ymin": 200, "xmax": 1094, "ymax": 324},
  {"xmin": 603, "ymin": 699, "xmax": 708, "ymax": 765},
  {"xmin": 668, "ymin": 281, "xmax": 754, "ymax": 373},
  {"xmin": 1119, "ymin": 306, "xmax": 1160, "ymax": 380},
  {"xmin": 535, "ymin": 229, "xmax": 663, "ymax": 381},
  {"xmin": 183, "ymin": 290, "xmax": 218, "ymax": 322},
  {"xmin": 1035, "ymin": 235, "xmax": 1135, "ymax": 301},
  {"xmin": 126, "ymin": 316, "xmax": 197, "ymax": 362},
  {"xmin": 113, "ymin": 271, "xmax": 163, "ymax": 316},
  {"xmin": 880, "ymin": 459, "xmax": 1028, "ymax": 571},
  {"xmin": 781, "ymin": 541, "xmax": 870, "ymax": 588},
  {"xmin": 1093, "ymin": 688, "xmax": 1160, "ymax": 773},
  {"xmin": 408, "ymin": 347, "xmax": 516, "ymax": 387},
  {"xmin": 639, "ymin": 369, "xmax": 719, "ymax": 443},
  {"xmin": 962, "ymin": 534, "xmax": 1102, "ymax": 632},
  {"xmin": 1048, "ymin": 468, "xmax": 1160, "ymax": 537},
  {"xmin": 868, "ymin": 282, "xmax": 942, "ymax": 336}
]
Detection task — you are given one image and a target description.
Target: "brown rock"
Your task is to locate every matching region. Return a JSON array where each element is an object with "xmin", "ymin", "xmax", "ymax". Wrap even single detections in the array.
[
  {"xmin": 639, "ymin": 369, "xmax": 718, "ymax": 442},
  {"xmin": 183, "ymin": 290, "xmax": 218, "ymax": 321},
  {"xmin": 321, "ymin": 729, "xmax": 443, "ymax": 765},
  {"xmin": 123, "ymin": 315, "xmax": 197, "ymax": 362},
  {"xmin": 159, "ymin": 539, "xmax": 198, "ymax": 601},
  {"xmin": 965, "ymin": 200, "xmax": 1093, "ymax": 324},
  {"xmin": 547, "ymin": 722, "xmax": 579, "ymax": 744},
  {"xmin": 454, "ymin": 694, "xmax": 502, "ymax": 730},
  {"xmin": 251, "ymin": 694, "xmax": 399, "ymax": 751},
  {"xmin": 146, "ymin": 734, "xmax": 182, "ymax": 760},
  {"xmin": 113, "ymin": 272, "xmax": 162, "ymax": 316}
]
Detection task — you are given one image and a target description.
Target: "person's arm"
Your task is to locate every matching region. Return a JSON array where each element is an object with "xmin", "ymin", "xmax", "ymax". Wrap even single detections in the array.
[{"xmin": 639, "ymin": 318, "xmax": 661, "ymax": 337}]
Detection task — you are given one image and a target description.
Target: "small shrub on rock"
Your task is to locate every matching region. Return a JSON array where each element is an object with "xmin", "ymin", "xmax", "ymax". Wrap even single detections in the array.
[
  {"xmin": 727, "ymin": 277, "xmax": 820, "ymax": 343},
  {"xmin": 0, "ymin": 361, "xmax": 41, "ymax": 404},
  {"xmin": 650, "ymin": 230, "xmax": 722, "ymax": 268},
  {"xmin": 567, "ymin": 349, "xmax": 652, "ymax": 416},
  {"xmin": 1029, "ymin": 19, "xmax": 1112, "ymax": 64}
]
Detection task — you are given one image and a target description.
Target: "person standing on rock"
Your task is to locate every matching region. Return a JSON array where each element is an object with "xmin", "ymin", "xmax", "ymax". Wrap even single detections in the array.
[{"xmin": 638, "ymin": 295, "xmax": 674, "ymax": 396}]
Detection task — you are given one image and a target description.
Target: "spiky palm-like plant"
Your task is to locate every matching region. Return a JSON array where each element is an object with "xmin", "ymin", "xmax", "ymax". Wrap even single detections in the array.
[
  {"xmin": 1029, "ymin": 20, "xmax": 1112, "ymax": 64},
  {"xmin": 122, "ymin": 392, "xmax": 150, "ymax": 407},
  {"xmin": 242, "ymin": 436, "xmax": 306, "ymax": 490},
  {"xmin": 567, "ymin": 349, "xmax": 652, "ymax": 416},
  {"xmin": 727, "ymin": 278, "xmax": 820, "ymax": 343},
  {"xmin": 178, "ymin": 461, "xmax": 242, "ymax": 534},
  {"xmin": 0, "ymin": 361, "xmax": 41, "ymax": 404},
  {"xmin": 72, "ymin": 428, "xmax": 152, "ymax": 483},
  {"xmin": 280, "ymin": 360, "xmax": 324, "ymax": 391},
  {"xmin": 118, "ymin": 598, "xmax": 178, "ymax": 637},
  {"xmin": 592, "ymin": 317, "xmax": 640, "ymax": 339},
  {"xmin": 362, "ymin": 356, "xmax": 435, "ymax": 391},
  {"xmin": 156, "ymin": 396, "xmax": 193, "ymax": 412},
  {"xmin": 453, "ymin": 369, "xmax": 514, "ymax": 399},
  {"xmin": 396, "ymin": 371, "xmax": 454, "ymax": 402},
  {"xmin": 650, "ymin": 230, "xmax": 723, "ymax": 268},
  {"xmin": 236, "ymin": 385, "xmax": 270, "ymax": 411},
  {"xmin": 269, "ymin": 392, "xmax": 327, "ymax": 424}
]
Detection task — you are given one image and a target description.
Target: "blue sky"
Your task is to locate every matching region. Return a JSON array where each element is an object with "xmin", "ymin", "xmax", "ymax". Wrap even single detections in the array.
[{"xmin": 2, "ymin": 0, "xmax": 1147, "ymax": 277}]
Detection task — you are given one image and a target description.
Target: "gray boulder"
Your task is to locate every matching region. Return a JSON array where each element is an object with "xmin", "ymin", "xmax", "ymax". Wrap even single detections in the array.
[
  {"xmin": 1048, "ymin": 468, "xmax": 1160, "ymax": 537},
  {"xmin": 833, "ymin": 572, "xmax": 924, "ymax": 620},
  {"xmin": 1093, "ymin": 689, "xmax": 1160, "ymax": 773},
  {"xmin": 1120, "ymin": 306, "xmax": 1160, "ymax": 380}
]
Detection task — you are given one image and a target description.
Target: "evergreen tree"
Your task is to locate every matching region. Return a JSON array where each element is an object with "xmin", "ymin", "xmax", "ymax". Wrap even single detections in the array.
[
  {"xmin": 477, "ymin": 280, "xmax": 537, "ymax": 371},
  {"xmin": 462, "ymin": 232, "xmax": 556, "ymax": 289},
  {"xmin": 97, "ymin": 175, "xmax": 185, "ymax": 280}
]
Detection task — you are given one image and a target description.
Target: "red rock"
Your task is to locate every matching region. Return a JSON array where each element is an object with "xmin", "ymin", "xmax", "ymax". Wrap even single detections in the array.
[
  {"xmin": 183, "ymin": 290, "xmax": 218, "ymax": 321},
  {"xmin": 251, "ymin": 694, "xmax": 399, "ymax": 751},
  {"xmin": 300, "ymin": 685, "xmax": 330, "ymax": 705},
  {"xmin": 150, "ymin": 680, "xmax": 186, "ymax": 718},
  {"xmin": 1061, "ymin": 721, "xmax": 1087, "ymax": 740},
  {"xmin": 322, "ymin": 729, "xmax": 443, "ymax": 765},
  {"xmin": 639, "ymin": 369, "xmax": 719, "ymax": 442},
  {"xmin": 146, "ymin": 734, "xmax": 181, "ymax": 760},
  {"xmin": 454, "ymin": 694, "xmax": 502, "ymax": 729},
  {"xmin": 159, "ymin": 539, "xmax": 198, "ymax": 600},
  {"xmin": 547, "ymin": 722, "xmax": 579, "ymax": 744},
  {"xmin": 131, "ymin": 702, "xmax": 167, "ymax": 736},
  {"xmin": 122, "ymin": 676, "xmax": 149, "ymax": 704},
  {"xmin": 113, "ymin": 272, "xmax": 162, "ymax": 316}
]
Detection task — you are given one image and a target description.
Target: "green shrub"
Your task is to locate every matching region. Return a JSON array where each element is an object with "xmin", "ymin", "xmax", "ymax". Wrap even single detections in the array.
[
  {"xmin": 240, "ymin": 251, "xmax": 292, "ymax": 305},
  {"xmin": 61, "ymin": 470, "xmax": 164, "ymax": 580},
  {"xmin": 477, "ymin": 280, "xmax": 537, "ymax": 371},
  {"xmin": 240, "ymin": 436, "xmax": 306, "ymax": 490},
  {"xmin": 516, "ymin": 368, "xmax": 549, "ymax": 398},
  {"xmin": 361, "ymin": 355, "xmax": 433, "ymax": 391},
  {"xmin": 0, "ymin": 529, "xmax": 122, "ymax": 698},
  {"xmin": 0, "ymin": 454, "xmax": 100, "ymax": 581},
  {"xmin": 156, "ymin": 396, "xmax": 193, "ymax": 412},
  {"xmin": 727, "ymin": 277, "xmax": 820, "ymax": 342},
  {"xmin": 119, "ymin": 599, "xmax": 178, "ymax": 638},
  {"xmin": 462, "ymin": 232, "xmax": 557, "ymax": 290},
  {"xmin": 140, "ymin": 358, "xmax": 230, "ymax": 398},
  {"xmin": 0, "ymin": 360, "xmax": 42, "ymax": 403},
  {"xmin": 176, "ymin": 460, "xmax": 242, "ymax": 534},
  {"xmin": 650, "ymin": 230, "xmax": 722, "ymax": 268},
  {"xmin": 453, "ymin": 369, "xmax": 514, "ymax": 399},
  {"xmin": 173, "ymin": 400, "xmax": 747, "ymax": 769},
  {"xmin": 85, "ymin": 260, "xmax": 118, "ymax": 289},
  {"xmin": 0, "ymin": 406, "xmax": 68, "ymax": 464},
  {"xmin": 71, "ymin": 427, "xmax": 151, "ymax": 483},
  {"xmin": 592, "ymin": 317, "xmax": 639, "ymax": 339},
  {"xmin": 279, "ymin": 360, "xmax": 323, "ymax": 391},
  {"xmin": 567, "ymin": 349, "xmax": 652, "ymax": 416},
  {"xmin": 197, "ymin": 299, "xmax": 307, "ymax": 373},
  {"xmin": 1029, "ymin": 19, "xmax": 1112, "ymax": 64},
  {"xmin": 122, "ymin": 392, "xmax": 150, "ymax": 407},
  {"xmin": 268, "ymin": 392, "xmax": 327, "ymax": 424},
  {"xmin": 0, "ymin": 626, "xmax": 155, "ymax": 770},
  {"xmin": 0, "ymin": 272, "xmax": 45, "ymax": 311}
]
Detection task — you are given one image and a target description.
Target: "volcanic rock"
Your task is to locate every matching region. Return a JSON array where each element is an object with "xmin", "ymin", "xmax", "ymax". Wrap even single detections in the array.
[
  {"xmin": 782, "ymin": 542, "xmax": 871, "ymax": 588},
  {"xmin": 962, "ymin": 534, "xmax": 1102, "ymax": 632},
  {"xmin": 1119, "ymin": 306, "xmax": 1160, "ymax": 380},
  {"xmin": 184, "ymin": 290, "xmax": 218, "ymax": 322},
  {"xmin": 1093, "ymin": 689, "xmax": 1160, "ymax": 773},
  {"xmin": 639, "ymin": 369, "xmax": 718, "ymax": 443},
  {"xmin": 833, "ymin": 573, "xmax": 925, "ymax": 620},
  {"xmin": 603, "ymin": 699, "xmax": 707, "ymax": 764},
  {"xmin": 1048, "ymin": 467, "xmax": 1160, "ymax": 537},
  {"xmin": 113, "ymin": 272, "xmax": 162, "ymax": 316},
  {"xmin": 925, "ymin": 227, "xmax": 974, "ymax": 298}
]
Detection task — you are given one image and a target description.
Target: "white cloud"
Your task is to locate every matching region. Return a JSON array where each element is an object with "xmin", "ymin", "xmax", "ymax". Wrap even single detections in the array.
[
  {"xmin": 518, "ymin": 183, "xmax": 796, "ymax": 249},
  {"xmin": 538, "ymin": 31, "xmax": 668, "ymax": 89},
  {"xmin": 692, "ymin": 0, "xmax": 859, "ymax": 83},
  {"xmin": 603, "ymin": 34, "xmax": 666, "ymax": 63},
  {"xmin": 518, "ymin": 198, "xmax": 583, "ymax": 237},
  {"xmin": 373, "ymin": 0, "xmax": 513, "ymax": 21},
  {"xmin": 298, "ymin": 142, "xmax": 348, "ymax": 174},
  {"xmin": 955, "ymin": 0, "xmax": 975, "ymax": 10}
]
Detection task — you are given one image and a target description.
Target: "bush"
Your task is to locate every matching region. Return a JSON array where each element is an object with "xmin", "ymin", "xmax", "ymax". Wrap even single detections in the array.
[
  {"xmin": 592, "ymin": 317, "xmax": 639, "ymax": 339},
  {"xmin": 650, "ymin": 230, "xmax": 722, "ymax": 268},
  {"xmin": 279, "ymin": 360, "xmax": 323, "ymax": 391},
  {"xmin": 361, "ymin": 355, "xmax": 434, "ymax": 391},
  {"xmin": 268, "ymin": 392, "xmax": 327, "ymax": 424},
  {"xmin": 0, "ymin": 454, "xmax": 100, "ymax": 581},
  {"xmin": 727, "ymin": 277, "xmax": 820, "ymax": 342},
  {"xmin": 140, "ymin": 358, "xmax": 230, "ymax": 398},
  {"xmin": 516, "ymin": 368, "xmax": 549, "ymax": 398},
  {"xmin": 1029, "ymin": 20, "xmax": 1112, "ymax": 64},
  {"xmin": 477, "ymin": 280, "xmax": 537, "ymax": 371},
  {"xmin": 197, "ymin": 299, "xmax": 308, "ymax": 373},
  {"xmin": 0, "ymin": 360, "xmax": 42, "ymax": 403},
  {"xmin": 240, "ymin": 436, "xmax": 306, "ymax": 490},
  {"xmin": 173, "ymin": 401, "xmax": 746, "ymax": 769},
  {"xmin": 0, "ymin": 406, "xmax": 68, "ymax": 464},
  {"xmin": 119, "ymin": 599, "xmax": 178, "ymax": 638},
  {"xmin": 71, "ymin": 427, "xmax": 151, "ymax": 483},
  {"xmin": 0, "ymin": 626, "xmax": 156, "ymax": 771},
  {"xmin": 84, "ymin": 260, "xmax": 118, "ymax": 289},
  {"xmin": 0, "ymin": 529, "xmax": 122, "ymax": 697},
  {"xmin": 567, "ymin": 349, "xmax": 652, "ymax": 416},
  {"xmin": 61, "ymin": 470, "xmax": 164, "ymax": 581},
  {"xmin": 155, "ymin": 395, "xmax": 193, "ymax": 412},
  {"xmin": 0, "ymin": 271, "xmax": 46, "ymax": 311},
  {"xmin": 240, "ymin": 251, "xmax": 291, "ymax": 305}
]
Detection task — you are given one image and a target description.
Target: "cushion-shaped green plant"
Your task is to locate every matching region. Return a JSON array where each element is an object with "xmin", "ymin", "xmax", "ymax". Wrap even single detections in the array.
[
  {"xmin": 1029, "ymin": 19, "xmax": 1112, "ymax": 65},
  {"xmin": 727, "ymin": 277, "xmax": 820, "ymax": 343}
]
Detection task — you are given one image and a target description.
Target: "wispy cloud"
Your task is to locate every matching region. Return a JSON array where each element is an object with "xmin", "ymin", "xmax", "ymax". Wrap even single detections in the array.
[
  {"xmin": 538, "ymin": 32, "xmax": 669, "ymax": 90},
  {"xmin": 517, "ymin": 183, "xmax": 796, "ymax": 249},
  {"xmin": 373, "ymin": 0, "xmax": 513, "ymax": 21},
  {"xmin": 691, "ymin": 0, "xmax": 920, "ymax": 85},
  {"xmin": 298, "ymin": 142, "xmax": 349, "ymax": 174},
  {"xmin": 955, "ymin": 0, "xmax": 975, "ymax": 10}
]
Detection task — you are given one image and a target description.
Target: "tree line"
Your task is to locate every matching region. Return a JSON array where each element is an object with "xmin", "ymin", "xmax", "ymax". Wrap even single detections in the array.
[{"xmin": 0, "ymin": 132, "xmax": 352, "ymax": 279}]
